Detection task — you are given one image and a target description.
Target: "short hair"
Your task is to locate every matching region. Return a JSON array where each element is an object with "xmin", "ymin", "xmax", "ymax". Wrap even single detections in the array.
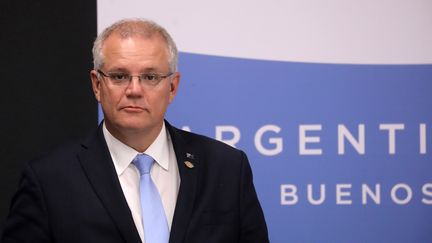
[{"xmin": 92, "ymin": 18, "xmax": 178, "ymax": 72}]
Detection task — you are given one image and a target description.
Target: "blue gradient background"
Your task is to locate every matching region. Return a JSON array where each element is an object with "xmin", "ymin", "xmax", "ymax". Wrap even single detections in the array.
[{"xmin": 164, "ymin": 52, "xmax": 432, "ymax": 243}]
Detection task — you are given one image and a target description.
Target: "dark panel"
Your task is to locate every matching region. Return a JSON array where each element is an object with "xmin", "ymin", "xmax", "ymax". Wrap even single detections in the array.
[{"xmin": 0, "ymin": 0, "xmax": 98, "ymax": 226}]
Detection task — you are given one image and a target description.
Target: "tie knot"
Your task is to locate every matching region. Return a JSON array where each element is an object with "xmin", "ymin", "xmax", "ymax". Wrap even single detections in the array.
[{"xmin": 133, "ymin": 154, "xmax": 154, "ymax": 175}]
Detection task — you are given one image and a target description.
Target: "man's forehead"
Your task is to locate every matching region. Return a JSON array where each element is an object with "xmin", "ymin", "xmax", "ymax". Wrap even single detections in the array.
[
  {"xmin": 103, "ymin": 33, "xmax": 167, "ymax": 51},
  {"xmin": 100, "ymin": 34, "xmax": 170, "ymax": 71}
]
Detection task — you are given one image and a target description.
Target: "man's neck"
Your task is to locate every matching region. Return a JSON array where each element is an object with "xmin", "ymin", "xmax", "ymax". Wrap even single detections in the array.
[{"xmin": 104, "ymin": 121, "xmax": 164, "ymax": 153}]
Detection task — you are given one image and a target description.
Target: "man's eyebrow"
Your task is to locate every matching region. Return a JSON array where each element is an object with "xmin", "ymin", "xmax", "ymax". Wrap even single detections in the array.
[
  {"xmin": 140, "ymin": 67, "xmax": 160, "ymax": 73},
  {"xmin": 105, "ymin": 67, "xmax": 165, "ymax": 73},
  {"xmin": 105, "ymin": 67, "xmax": 129, "ymax": 73}
]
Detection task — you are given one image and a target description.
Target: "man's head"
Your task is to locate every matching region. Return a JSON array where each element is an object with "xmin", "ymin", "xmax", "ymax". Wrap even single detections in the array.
[
  {"xmin": 90, "ymin": 19, "xmax": 180, "ymax": 149},
  {"xmin": 92, "ymin": 19, "xmax": 178, "ymax": 72}
]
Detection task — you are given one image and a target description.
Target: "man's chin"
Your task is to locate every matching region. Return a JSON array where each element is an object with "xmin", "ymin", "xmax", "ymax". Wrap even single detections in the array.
[
  {"xmin": 105, "ymin": 116, "xmax": 163, "ymax": 134},
  {"xmin": 117, "ymin": 120, "xmax": 162, "ymax": 133},
  {"xmin": 120, "ymin": 123, "xmax": 151, "ymax": 132}
]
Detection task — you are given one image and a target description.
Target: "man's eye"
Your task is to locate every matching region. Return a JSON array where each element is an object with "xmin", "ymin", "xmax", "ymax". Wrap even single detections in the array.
[
  {"xmin": 109, "ymin": 73, "xmax": 128, "ymax": 81},
  {"xmin": 143, "ymin": 74, "xmax": 158, "ymax": 81}
]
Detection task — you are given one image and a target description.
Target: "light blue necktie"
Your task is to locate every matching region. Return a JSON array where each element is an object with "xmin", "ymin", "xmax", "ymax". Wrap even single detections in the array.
[{"xmin": 133, "ymin": 154, "xmax": 169, "ymax": 243}]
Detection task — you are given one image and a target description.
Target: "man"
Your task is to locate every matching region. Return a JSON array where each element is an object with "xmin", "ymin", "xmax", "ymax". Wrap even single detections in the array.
[{"xmin": 1, "ymin": 19, "xmax": 269, "ymax": 243}]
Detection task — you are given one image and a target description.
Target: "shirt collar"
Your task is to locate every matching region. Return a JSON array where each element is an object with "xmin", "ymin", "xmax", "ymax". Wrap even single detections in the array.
[{"xmin": 103, "ymin": 122, "xmax": 170, "ymax": 176}]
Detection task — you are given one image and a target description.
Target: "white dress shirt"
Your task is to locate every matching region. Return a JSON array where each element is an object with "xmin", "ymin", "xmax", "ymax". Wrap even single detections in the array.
[{"xmin": 102, "ymin": 122, "xmax": 180, "ymax": 242}]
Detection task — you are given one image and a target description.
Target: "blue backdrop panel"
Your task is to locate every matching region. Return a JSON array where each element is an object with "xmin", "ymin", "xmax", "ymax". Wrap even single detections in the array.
[{"xmin": 166, "ymin": 52, "xmax": 432, "ymax": 243}]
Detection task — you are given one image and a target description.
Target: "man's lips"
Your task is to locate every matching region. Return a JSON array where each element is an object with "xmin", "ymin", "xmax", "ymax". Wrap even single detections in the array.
[{"xmin": 121, "ymin": 106, "xmax": 146, "ymax": 112}]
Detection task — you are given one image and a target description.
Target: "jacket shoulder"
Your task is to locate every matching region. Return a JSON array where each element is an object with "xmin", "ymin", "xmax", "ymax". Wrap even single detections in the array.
[
  {"xmin": 25, "ymin": 141, "xmax": 83, "ymax": 173},
  {"xmin": 172, "ymin": 126, "xmax": 242, "ymax": 152},
  {"xmin": 168, "ymin": 125, "xmax": 248, "ymax": 169}
]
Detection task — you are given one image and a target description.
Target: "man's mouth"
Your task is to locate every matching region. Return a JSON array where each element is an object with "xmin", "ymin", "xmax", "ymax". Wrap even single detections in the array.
[{"xmin": 121, "ymin": 106, "xmax": 146, "ymax": 112}]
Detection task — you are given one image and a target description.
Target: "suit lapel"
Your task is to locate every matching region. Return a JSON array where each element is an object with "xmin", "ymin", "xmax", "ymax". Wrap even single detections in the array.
[
  {"xmin": 78, "ymin": 126, "xmax": 141, "ymax": 243},
  {"xmin": 166, "ymin": 122, "xmax": 199, "ymax": 243}
]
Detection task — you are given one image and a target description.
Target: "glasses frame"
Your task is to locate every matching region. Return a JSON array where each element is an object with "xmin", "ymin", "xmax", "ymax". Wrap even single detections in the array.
[{"xmin": 96, "ymin": 69, "xmax": 174, "ymax": 87}]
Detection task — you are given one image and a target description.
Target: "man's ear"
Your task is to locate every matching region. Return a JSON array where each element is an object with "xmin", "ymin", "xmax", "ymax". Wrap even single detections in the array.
[
  {"xmin": 90, "ymin": 70, "xmax": 101, "ymax": 102},
  {"xmin": 169, "ymin": 72, "xmax": 180, "ymax": 103}
]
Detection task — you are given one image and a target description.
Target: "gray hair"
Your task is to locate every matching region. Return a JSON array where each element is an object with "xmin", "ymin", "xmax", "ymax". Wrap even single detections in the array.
[{"xmin": 92, "ymin": 18, "xmax": 178, "ymax": 72}]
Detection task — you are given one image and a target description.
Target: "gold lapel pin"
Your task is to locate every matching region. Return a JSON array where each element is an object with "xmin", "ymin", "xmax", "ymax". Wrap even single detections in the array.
[{"xmin": 184, "ymin": 161, "xmax": 194, "ymax": 169}]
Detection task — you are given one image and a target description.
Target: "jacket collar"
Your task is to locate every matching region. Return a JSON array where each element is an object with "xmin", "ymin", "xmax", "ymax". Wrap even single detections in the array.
[
  {"xmin": 78, "ymin": 125, "xmax": 142, "ymax": 243},
  {"xmin": 164, "ymin": 121, "xmax": 200, "ymax": 243}
]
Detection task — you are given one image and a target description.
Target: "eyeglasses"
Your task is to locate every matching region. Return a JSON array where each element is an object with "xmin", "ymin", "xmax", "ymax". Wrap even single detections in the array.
[{"xmin": 97, "ymin": 69, "xmax": 174, "ymax": 87}]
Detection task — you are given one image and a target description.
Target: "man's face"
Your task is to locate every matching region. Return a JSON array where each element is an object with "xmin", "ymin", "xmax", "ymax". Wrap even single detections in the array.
[{"xmin": 90, "ymin": 34, "xmax": 179, "ymax": 138}]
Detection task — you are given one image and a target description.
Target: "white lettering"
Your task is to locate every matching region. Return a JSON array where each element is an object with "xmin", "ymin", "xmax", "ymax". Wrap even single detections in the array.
[
  {"xmin": 254, "ymin": 125, "xmax": 283, "ymax": 156},
  {"xmin": 420, "ymin": 123, "xmax": 426, "ymax": 154},
  {"xmin": 307, "ymin": 184, "xmax": 325, "ymax": 205},
  {"xmin": 362, "ymin": 184, "xmax": 381, "ymax": 204},
  {"xmin": 181, "ymin": 126, "xmax": 191, "ymax": 132},
  {"xmin": 338, "ymin": 124, "xmax": 365, "ymax": 154},
  {"xmin": 422, "ymin": 183, "xmax": 432, "ymax": 205},
  {"xmin": 391, "ymin": 183, "xmax": 412, "ymax": 205},
  {"xmin": 336, "ymin": 184, "xmax": 352, "ymax": 205},
  {"xmin": 183, "ymin": 122, "xmax": 426, "ymax": 156},
  {"xmin": 281, "ymin": 184, "xmax": 298, "ymax": 205},
  {"xmin": 299, "ymin": 124, "xmax": 322, "ymax": 155},
  {"xmin": 215, "ymin": 125, "xmax": 240, "ymax": 148},
  {"xmin": 379, "ymin": 124, "xmax": 405, "ymax": 154}
]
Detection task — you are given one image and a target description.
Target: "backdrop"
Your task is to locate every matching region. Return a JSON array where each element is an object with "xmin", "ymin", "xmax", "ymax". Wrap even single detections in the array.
[
  {"xmin": 98, "ymin": 1, "xmax": 432, "ymax": 242},
  {"xmin": 0, "ymin": 0, "xmax": 97, "ymax": 230},
  {"xmin": 3, "ymin": 0, "xmax": 428, "ymax": 242}
]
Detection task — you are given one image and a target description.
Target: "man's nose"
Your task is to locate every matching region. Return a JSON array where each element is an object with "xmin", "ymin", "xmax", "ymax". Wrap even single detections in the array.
[{"xmin": 125, "ymin": 76, "xmax": 143, "ymax": 96}]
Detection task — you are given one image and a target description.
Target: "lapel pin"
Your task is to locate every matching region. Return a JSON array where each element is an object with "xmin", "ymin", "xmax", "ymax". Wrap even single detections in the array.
[
  {"xmin": 186, "ymin": 153, "xmax": 195, "ymax": 159},
  {"xmin": 184, "ymin": 161, "xmax": 194, "ymax": 169}
]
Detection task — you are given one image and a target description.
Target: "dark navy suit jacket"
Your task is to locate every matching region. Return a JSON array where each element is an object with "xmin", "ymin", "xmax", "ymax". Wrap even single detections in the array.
[{"xmin": 1, "ymin": 121, "xmax": 269, "ymax": 243}]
